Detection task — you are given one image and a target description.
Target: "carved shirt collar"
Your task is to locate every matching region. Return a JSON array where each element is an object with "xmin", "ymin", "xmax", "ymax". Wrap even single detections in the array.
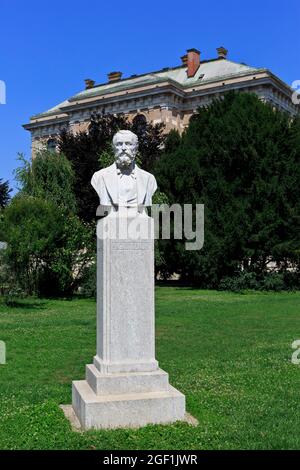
[{"xmin": 116, "ymin": 164, "xmax": 136, "ymax": 179}]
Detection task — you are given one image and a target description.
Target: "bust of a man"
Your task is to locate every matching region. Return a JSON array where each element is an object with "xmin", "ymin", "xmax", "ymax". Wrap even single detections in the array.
[{"xmin": 91, "ymin": 130, "xmax": 157, "ymax": 208}]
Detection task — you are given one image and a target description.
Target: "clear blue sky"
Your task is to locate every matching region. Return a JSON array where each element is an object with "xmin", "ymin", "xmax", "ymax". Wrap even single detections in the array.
[{"xmin": 1, "ymin": 0, "xmax": 299, "ymax": 192}]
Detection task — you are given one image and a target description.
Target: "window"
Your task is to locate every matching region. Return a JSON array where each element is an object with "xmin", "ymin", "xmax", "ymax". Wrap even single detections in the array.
[
  {"xmin": 132, "ymin": 114, "xmax": 147, "ymax": 126},
  {"xmin": 47, "ymin": 138, "xmax": 57, "ymax": 152}
]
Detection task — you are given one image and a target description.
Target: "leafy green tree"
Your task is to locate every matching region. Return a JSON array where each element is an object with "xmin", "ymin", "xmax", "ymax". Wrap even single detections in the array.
[
  {"xmin": 49, "ymin": 214, "xmax": 95, "ymax": 296},
  {"xmin": 14, "ymin": 150, "xmax": 76, "ymax": 213},
  {"xmin": 0, "ymin": 195, "xmax": 94, "ymax": 296},
  {"xmin": 1, "ymin": 151, "xmax": 94, "ymax": 297},
  {"xmin": 131, "ymin": 114, "xmax": 165, "ymax": 172},
  {"xmin": 155, "ymin": 91, "xmax": 300, "ymax": 287},
  {"xmin": 1, "ymin": 196, "xmax": 63, "ymax": 295},
  {"xmin": 163, "ymin": 129, "xmax": 181, "ymax": 154},
  {"xmin": 0, "ymin": 179, "xmax": 11, "ymax": 209}
]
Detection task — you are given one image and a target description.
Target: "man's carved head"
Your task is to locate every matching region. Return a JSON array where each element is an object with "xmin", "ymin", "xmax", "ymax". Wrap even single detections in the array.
[{"xmin": 112, "ymin": 130, "xmax": 138, "ymax": 169}]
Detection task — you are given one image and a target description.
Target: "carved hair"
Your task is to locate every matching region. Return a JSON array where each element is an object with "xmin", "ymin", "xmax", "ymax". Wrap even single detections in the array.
[{"xmin": 112, "ymin": 130, "xmax": 138, "ymax": 147}]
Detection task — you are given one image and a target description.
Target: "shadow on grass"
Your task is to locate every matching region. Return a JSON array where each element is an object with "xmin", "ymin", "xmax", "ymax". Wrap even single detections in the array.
[
  {"xmin": 0, "ymin": 298, "xmax": 48, "ymax": 310},
  {"xmin": 0, "ymin": 294, "xmax": 96, "ymax": 311},
  {"xmin": 156, "ymin": 280, "xmax": 193, "ymax": 289}
]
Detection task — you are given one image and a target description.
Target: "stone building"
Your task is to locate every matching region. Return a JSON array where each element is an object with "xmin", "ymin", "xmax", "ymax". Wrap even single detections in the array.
[{"xmin": 23, "ymin": 47, "xmax": 299, "ymax": 157}]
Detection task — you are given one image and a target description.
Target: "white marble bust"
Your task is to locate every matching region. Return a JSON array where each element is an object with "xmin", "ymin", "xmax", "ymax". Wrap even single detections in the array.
[{"xmin": 91, "ymin": 130, "xmax": 157, "ymax": 208}]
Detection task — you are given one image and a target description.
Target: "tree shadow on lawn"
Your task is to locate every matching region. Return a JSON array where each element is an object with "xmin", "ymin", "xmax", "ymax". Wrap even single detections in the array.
[
  {"xmin": 0, "ymin": 298, "xmax": 49, "ymax": 310},
  {"xmin": 0, "ymin": 294, "xmax": 95, "ymax": 311}
]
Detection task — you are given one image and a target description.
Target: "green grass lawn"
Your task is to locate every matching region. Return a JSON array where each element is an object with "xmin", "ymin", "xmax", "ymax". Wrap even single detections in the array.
[{"xmin": 0, "ymin": 287, "xmax": 300, "ymax": 450}]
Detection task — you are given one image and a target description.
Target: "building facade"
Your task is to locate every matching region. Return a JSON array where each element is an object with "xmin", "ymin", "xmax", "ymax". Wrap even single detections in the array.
[{"xmin": 23, "ymin": 47, "xmax": 299, "ymax": 157}]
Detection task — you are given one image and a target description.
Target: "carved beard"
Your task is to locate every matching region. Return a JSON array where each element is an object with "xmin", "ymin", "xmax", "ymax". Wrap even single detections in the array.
[{"xmin": 116, "ymin": 152, "xmax": 135, "ymax": 169}]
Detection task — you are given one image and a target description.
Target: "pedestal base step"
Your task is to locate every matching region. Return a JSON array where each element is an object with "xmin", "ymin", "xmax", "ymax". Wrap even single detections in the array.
[
  {"xmin": 72, "ymin": 379, "xmax": 185, "ymax": 430},
  {"xmin": 86, "ymin": 364, "xmax": 170, "ymax": 394}
]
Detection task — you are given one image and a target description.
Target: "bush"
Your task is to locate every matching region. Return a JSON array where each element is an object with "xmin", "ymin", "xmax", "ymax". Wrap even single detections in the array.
[
  {"xmin": 219, "ymin": 272, "xmax": 259, "ymax": 292},
  {"xmin": 3, "ymin": 285, "xmax": 26, "ymax": 306},
  {"xmin": 219, "ymin": 271, "xmax": 296, "ymax": 292},
  {"xmin": 79, "ymin": 261, "xmax": 96, "ymax": 298},
  {"xmin": 282, "ymin": 271, "xmax": 300, "ymax": 290},
  {"xmin": 14, "ymin": 151, "xmax": 76, "ymax": 213},
  {"xmin": 0, "ymin": 196, "xmax": 95, "ymax": 297},
  {"xmin": 260, "ymin": 273, "xmax": 285, "ymax": 291}
]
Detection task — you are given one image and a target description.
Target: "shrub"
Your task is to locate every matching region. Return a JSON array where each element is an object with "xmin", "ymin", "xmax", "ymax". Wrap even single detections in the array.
[
  {"xmin": 218, "ymin": 271, "xmax": 297, "ymax": 292},
  {"xmin": 260, "ymin": 273, "xmax": 285, "ymax": 291},
  {"xmin": 79, "ymin": 261, "xmax": 96, "ymax": 298},
  {"xmin": 219, "ymin": 272, "xmax": 259, "ymax": 292},
  {"xmin": 0, "ymin": 196, "xmax": 95, "ymax": 297},
  {"xmin": 14, "ymin": 151, "xmax": 76, "ymax": 213}
]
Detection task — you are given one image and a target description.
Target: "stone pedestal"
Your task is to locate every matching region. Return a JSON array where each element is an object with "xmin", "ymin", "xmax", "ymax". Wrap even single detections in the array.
[{"xmin": 72, "ymin": 211, "xmax": 185, "ymax": 429}]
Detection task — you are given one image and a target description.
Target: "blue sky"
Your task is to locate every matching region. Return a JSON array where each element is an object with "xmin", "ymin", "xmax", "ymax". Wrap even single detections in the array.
[{"xmin": 0, "ymin": 0, "xmax": 299, "ymax": 192}]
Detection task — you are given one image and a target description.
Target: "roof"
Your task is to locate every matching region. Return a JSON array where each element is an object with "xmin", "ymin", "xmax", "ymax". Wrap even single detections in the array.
[{"xmin": 31, "ymin": 58, "xmax": 262, "ymax": 119}]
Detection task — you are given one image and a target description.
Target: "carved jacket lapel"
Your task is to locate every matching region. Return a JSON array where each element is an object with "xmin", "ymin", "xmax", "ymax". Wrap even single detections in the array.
[
  {"xmin": 103, "ymin": 163, "xmax": 118, "ymax": 205},
  {"xmin": 136, "ymin": 165, "xmax": 148, "ymax": 205}
]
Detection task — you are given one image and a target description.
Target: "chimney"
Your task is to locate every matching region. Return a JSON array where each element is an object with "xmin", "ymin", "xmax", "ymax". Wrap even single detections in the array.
[
  {"xmin": 181, "ymin": 54, "xmax": 188, "ymax": 66},
  {"xmin": 84, "ymin": 78, "xmax": 95, "ymax": 89},
  {"xmin": 186, "ymin": 48, "xmax": 200, "ymax": 78},
  {"xmin": 108, "ymin": 71, "xmax": 122, "ymax": 83},
  {"xmin": 216, "ymin": 46, "xmax": 228, "ymax": 59}
]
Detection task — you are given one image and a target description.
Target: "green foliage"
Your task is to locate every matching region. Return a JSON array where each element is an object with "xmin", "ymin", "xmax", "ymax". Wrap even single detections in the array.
[
  {"xmin": 79, "ymin": 261, "xmax": 96, "ymax": 298},
  {"xmin": 0, "ymin": 249, "xmax": 9, "ymax": 295},
  {"xmin": 261, "ymin": 273, "xmax": 286, "ymax": 291},
  {"xmin": 131, "ymin": 114, "xmax": 165, "ymax": 172},
  {"xmin": 218, "ymin": 271, "xmax": 292, "ymax": 292},
  {"xmin": 3, "ymin": 286, "xmax": 26, "ymax": 307},
  {"xmin": 0, "ymin": 245, "xmax": 26, "ymax": 304},
  {"xmin": 1, "ymin": 196, "xmax": 62, "ymax": 295},
  {"xmin": 49, "ymin": 215, "xmax": 95, "ymax": 296},
  {"xmin": 13, "ymin": 153, "xmax": 31, "ymax": 192},
  {"xmin": 155, "ymin": 91, "xmax": 300, "ymax": 287},
  {"xmin": 219, "ymin": 272, "xmax": 260, "ymax": 292},
  {"xmin": 152, "ymin": 190, "xmax": 169, "ymax": 205},
  {"xmin": 3, "ymin": 152, "xmax": 93, "ymax": 297},
  {"xmin": 163, "ymin": 128, "xmax": 181, "ymax": 154},
  {"xmin": 0, "ymin": 179, "xmax": 12, "ymax": 209},
  {"xmin": 0, "ymin": 196, "xmax": 95, "ymax": 297},
  {"xmin": 14, "ymin": 151, "xmax": 76, "ymax": 213},
  {"xmin": 98, "ymin": 145, "xmax": 115, "ymax": 168},
  {"xmin": 151, "ymin": 191, "xmax": 170, "ymax": 275}
]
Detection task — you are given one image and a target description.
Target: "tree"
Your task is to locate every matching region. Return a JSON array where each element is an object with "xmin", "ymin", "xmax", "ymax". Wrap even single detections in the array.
[
  {"xmin": 163, "ymin": 128, "xmax": 181, "ymax": 154},
  {"xmin": 58, "ymin": 113, "xmax": 165, "ymax": 222},
  {"xmin": 14, "ymin": 150, "xmax": 76, "ymax": 213},
  {"xmin": 0, "ymin": 195, "xmax": 94, "ymax": 296},
  {"xmin": 131, "ymin": 114, "xmax": 165, "ymax": 172},
  {"xmin": 1, "ymin": 151, "xmax": 95, "ymax": 297},
  {"xmin": 155, "ymin": 91, "xmax": 300, "ymax": 287},
  {"xmin": 0, "ymin": 179, "xmax": 12, "ymax": 209},
  {"xmin": 1, "ymin": 196, "xmax": 64, "ymax": 295}
]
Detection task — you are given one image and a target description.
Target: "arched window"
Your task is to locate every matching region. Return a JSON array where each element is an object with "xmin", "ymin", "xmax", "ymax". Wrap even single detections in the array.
[
  {"xmin": 47, "ymin": 138, "xmax": 57, "ymax": 152},
  {"xmin": 132, "ymin": 114, "xmax": 147, "ymax": 127}
]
